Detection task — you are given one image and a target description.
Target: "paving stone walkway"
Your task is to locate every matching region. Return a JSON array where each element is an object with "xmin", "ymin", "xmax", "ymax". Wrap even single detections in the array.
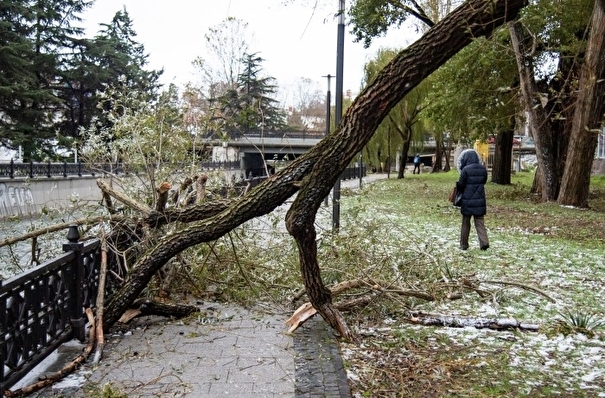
[
  {"xmin": 293, "ymin": 317, "xmax": 352, "ymax": 397},
  {"xmin": 27, "ymin": 302, "xmax": 351, "ymax": 397}
]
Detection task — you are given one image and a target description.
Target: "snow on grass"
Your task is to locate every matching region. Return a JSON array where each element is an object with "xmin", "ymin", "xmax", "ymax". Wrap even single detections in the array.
[{"xmin": 336, "ymin": 177, "xmax": 605, "ymax": 396}]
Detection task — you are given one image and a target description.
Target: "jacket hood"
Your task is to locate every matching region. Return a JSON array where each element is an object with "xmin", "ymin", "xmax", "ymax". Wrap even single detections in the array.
[{"xmin": 457, "ymin": 149, "xmax": 481, "ymax": 170}]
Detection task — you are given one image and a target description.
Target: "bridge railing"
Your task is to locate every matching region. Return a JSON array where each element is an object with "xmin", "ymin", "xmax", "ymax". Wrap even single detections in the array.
[
  {"xmin": 0, "ymin": 160, "xmax": 241, "ymax": 179},
  {"xmin": 230, "ymin": 130, "xmax": 325, "ymax": 140},
  {"xmin": 0, "ymin": 226, "xmax": 123, "ymax": 392}
]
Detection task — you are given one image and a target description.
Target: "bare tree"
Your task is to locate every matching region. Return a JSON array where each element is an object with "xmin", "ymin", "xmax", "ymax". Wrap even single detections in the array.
[
  {"xmin": 192, "ymin": 17, "xmax": 252, "ymax": 92},
  {"xmin": 286, "ymin": 77, "xmax": 326, "ymax": 132}
]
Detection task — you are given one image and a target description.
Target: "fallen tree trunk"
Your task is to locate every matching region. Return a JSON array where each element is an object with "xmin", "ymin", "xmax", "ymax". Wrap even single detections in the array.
[{"xmin": 101, "ymin": 0, "xmax": 529, "ymax": 336}]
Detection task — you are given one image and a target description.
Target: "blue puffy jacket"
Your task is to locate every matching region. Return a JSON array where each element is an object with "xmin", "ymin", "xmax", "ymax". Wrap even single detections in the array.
[{"xmin": 456, "ymin": 149, "xmax": 487, "ymax": 216}]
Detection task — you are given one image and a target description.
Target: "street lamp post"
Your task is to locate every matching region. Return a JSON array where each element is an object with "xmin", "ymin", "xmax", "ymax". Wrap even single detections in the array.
[{"xmin": 332, "ymin": 0, "xmax": 345, "ymax": 232}]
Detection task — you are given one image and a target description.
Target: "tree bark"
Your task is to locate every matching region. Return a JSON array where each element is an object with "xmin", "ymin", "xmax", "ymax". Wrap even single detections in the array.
[
  {"xmin": 432, "ymin": 138, "xmax": 444, "ymax": 172},
  {"xmin": 558, "ymin": 0, "xmax": 605, "ymax": 207},
  {"xmin": 102, "ymin": 0, "xmax": 529, "ymax": 334}
]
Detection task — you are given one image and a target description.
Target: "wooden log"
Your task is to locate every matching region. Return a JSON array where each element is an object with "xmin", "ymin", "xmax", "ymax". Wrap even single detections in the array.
[
  {"xmin": 408, "ymin": 311, "xmax": 540, "ymax": 331},
  {"xmin": 93, "ymin": 238, "xmax": 108, "ymax": 364},
  {"xmin": 134, "ymin": 299, "xmax": 200, "ymax": 318}
]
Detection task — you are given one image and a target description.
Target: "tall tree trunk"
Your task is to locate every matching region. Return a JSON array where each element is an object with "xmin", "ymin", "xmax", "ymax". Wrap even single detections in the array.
[
  {"xmin": 508, "ymin": 20, "xmax": 560, "ymax": 201},
  {"xmin": 102, "ymin": 0, "xmax": 529, "ymax": 334},
  {"xmin": 491, "ymin": 119, "xmax": 515, "ymax": 184},
  {"xmin": 398, "ymin": 144, "xmax": 410, "ymax": 178},
  {"xmin": 389, "ymin": 115, "xmax": 413, "ymax": 179},
  {"xmin": 558, "ymin": 0, "xmax": 605, "ymax": 207},
  {"xmin": 443, "ymin": 141, "xmax": 452, "ymax": 172},
  {"xmin": 432, "ymin": 138, "xmax": 444, "ymax": 172}
]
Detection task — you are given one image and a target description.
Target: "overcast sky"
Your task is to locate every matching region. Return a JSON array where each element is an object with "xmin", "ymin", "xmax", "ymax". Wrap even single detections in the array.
[{"xmin": 82, "ymin": 0, "xmax": 419, "ymax": 105}]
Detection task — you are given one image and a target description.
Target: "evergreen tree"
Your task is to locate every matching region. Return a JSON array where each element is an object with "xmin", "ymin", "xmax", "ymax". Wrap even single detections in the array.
[
  {"xmin": 0, "ymin": 0, "xmax": 93, "ymax": 160},
  {"xmin": 58, "ymin": 8, "xmax": 163, "ymax": 145},
  {"xmin": 92, "ymin": 9, "xmax": 161, "ymax": 98},
  {"xmin": 0, "ymin": 3, "xmax": 162, "ymax": 160},
  {"xmin": 0, "ymin": 1, "xmax": 37, "ymax": 152},
  {"xmin": 226, "ymin": 53, "xmax": 286, "ymax": 133}
]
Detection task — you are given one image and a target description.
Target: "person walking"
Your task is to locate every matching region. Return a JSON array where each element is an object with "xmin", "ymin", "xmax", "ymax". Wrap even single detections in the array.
[
  {"xmin": 456, "ymin": 149, "xmax": 489, "ymax": 250},
  {"xmin": 413, "ymin": 154, "xmax": 421, "ymax": 174}
]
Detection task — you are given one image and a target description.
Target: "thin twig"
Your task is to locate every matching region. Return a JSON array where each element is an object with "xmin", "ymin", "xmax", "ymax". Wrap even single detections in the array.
[
  {"xmin": 481, "ymin": 280, "xmax": 556, "ymax": 303},
  {"xmin": 227, "ymin": 232, "xmax": 256, "ymax": 294},
  {"xmin": 93, "ymin": 235, "xmax": 108, "ymax": 364},
  {"xmin": 0, "ymin": 215, "xmax": 125, "ymax": 248}
]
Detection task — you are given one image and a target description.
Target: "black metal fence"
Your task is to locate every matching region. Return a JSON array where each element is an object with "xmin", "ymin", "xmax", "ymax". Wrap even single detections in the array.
[
  {"xmin": 0, "ymin": 160, "xmax": 241, "ymax": 179},
  {"xmin": 0, "ymin": 226, "xmax": 122, "ymax": 392},
  {"xmin": 243, "ymin": 164, "xmax": 366, "ymax": 190},
  {"xmin": 340, "ymin": 164, "xmax": 366, "ymax": 181}
]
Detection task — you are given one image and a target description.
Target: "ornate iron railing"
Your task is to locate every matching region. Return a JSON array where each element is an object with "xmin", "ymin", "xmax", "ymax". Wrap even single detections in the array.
[
  {"xmin": 0, "ymin": 226, "xmax": 123, "ymax": 392},
  {"xmin": 0, "ymin": 160, "xmax": 241, "ymax": 179}
]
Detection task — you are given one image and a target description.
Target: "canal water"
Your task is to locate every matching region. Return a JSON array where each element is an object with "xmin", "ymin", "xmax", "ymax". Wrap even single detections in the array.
[{"xmin": 0, "ymin": 215, "xmax": 78, "ymax": 279}]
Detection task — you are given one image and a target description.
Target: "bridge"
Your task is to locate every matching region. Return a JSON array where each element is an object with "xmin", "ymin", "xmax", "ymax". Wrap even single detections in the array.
[
  {"xmin": 208, "ymin": 131, "xmax": 324, "ymax": 177},
  {"xmin": 207, "ymin": 130, "xmax": 446, "ymax": 177}
]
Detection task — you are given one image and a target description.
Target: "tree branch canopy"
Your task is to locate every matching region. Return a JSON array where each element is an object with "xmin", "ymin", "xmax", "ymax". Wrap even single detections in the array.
[{"xmin": 104, "ymin": 0, "xmax": 529, "ymax": 329}]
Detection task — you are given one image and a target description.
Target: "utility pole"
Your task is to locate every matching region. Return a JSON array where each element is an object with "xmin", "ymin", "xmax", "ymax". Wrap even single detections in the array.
[{"xmin": 332, "ymin": 0, "xmax": 345, "ymax": 232}]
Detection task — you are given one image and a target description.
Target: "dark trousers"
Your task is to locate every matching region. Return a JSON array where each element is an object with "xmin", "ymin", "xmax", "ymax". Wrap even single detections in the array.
[
  {"xmin": 460, "ymin": 215, "xmax": 489, "ymax": 249},
  {"xmin": 413, "ymin": 164, "xmax": 420, "ymax": 174}
]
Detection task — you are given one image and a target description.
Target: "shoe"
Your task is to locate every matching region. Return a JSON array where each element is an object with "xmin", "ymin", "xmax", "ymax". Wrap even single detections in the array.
[
  {"xmin": 460, "ymin": 245, "xmax": 469, "ymax": 250},
  {"xmin": 480, "ymin": 245, "xmax": 489, "ymax": 251}
]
